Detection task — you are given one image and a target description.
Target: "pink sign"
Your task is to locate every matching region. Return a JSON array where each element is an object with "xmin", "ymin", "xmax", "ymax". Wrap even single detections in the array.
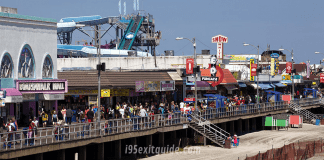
[{"xmin": 135, "ymin": 81, "xmax": 145, "ymax": 92}]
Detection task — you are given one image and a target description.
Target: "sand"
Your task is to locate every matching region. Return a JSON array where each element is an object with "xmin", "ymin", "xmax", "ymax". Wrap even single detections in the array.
[{"xmin": 141, "ymin": 124, "xmax": 324, "ymax": 160}]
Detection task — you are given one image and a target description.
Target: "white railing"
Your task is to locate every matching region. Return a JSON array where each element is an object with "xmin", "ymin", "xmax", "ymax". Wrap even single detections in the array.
[{"xmin": 0, "ymin": 112, "xmax": 188, "ymax": 151}]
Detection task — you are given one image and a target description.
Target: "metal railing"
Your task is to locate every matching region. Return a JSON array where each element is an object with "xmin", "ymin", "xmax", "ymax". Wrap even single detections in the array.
[
  {"xmin": 0, "ymin": 97, "xmax": 321, "ymax": 151},
  {"xmin": 0, "ymin": 112, "xmax": 188, "ymax": 151}
]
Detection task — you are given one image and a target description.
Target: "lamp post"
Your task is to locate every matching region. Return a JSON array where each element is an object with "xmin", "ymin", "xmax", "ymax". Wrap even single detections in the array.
[
  {"xmin": 176, "ymin": 37, "xmax": 197, "ymax": 112},
  {"xmin": 315, "ymin": 52, "xmax": 324, "ymax": 65},
  {"xmin": 279, "ymin": 48, "xmax": 294, "ymax": 100},
  {"xmin": 243, "ymin": 43, "xmax": 260, "ymax": 104}
]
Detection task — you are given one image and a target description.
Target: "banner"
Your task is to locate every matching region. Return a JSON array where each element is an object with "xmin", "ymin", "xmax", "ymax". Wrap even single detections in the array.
[
  {"xmin": 129, "ymin": 90, "xmax": 140, "ymax": 97},
  {"xmin": 186, "ymin": 58, "xmax": 194, "ymax": 74},
  {"xmin": 251, "ymin": 64, "xmax": 257, "ymax": 76},
  {"xmin": 307, "ymin": 62, "xmax": 310, "ymax": 78},
  {"xmin": 144, "ymin": 81, "xmax": 160, "ymax": 92},
  {"xmin": 271, "ymin": 58, "xmax": 279, "ymax": 76},
  {"xmin": 321, "ymin": 73, "xmax": 324, "ymax": 83},
  {"xmin": 286, "ymin": 62, "xmax": 292, "ymax": 73},
  {"xmin": 135, "ymin": 81, "xmax": 145, "ymax": 92},
  {"xmin": 250, "ymin": 59, "xmax": 255, "ymax": 81},
  {"xmin": 160, "ymin": 81, "xmax": 175, "ymax": 91}
]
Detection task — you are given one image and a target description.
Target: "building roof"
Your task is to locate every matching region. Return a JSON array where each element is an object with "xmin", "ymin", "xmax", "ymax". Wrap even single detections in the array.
[
  {"xmin": 58, "ymin": 71, "xmax": 172, "ymax": 89},
  {"xmin": 0, "ymin": 12, "xmax": 56, "ymax": 23},
  {"xmin": 279, "ymin": 64, "xmax": 306, "ymax": 72},
  {"xmin": 220, "ymin": 69, "xmax": 238, "ymax": 84}
]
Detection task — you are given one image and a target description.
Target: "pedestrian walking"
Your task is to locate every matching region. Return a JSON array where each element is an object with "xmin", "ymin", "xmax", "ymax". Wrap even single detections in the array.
[{"xmin": 66, "ymin": 108, "xmax": 73, "ymax": 125}]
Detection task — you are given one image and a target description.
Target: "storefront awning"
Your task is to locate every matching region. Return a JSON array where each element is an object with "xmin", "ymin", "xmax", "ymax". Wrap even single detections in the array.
[
  {"xmin": 2, "ymin": 88, "xmax": 22, "ymax": 96},
  {"xmin": 224, "ymin": 85, "xmax": 238, "ymax": 90},
  {"xmin": 1, "ymin": 88, "xmax": 23, "ymax": 103},
  {"xmin": 280, "ymin": 80, "xmax": 292, "ymax": 84},
  {"xmin": 238, "ymin": 83, "xmax": 247, "ymax": 88},
  {"xmin": 250, "ymin": 84, "xmax": 273, "ymax": 90},
  {"xmin": 275, "ymin": 83, "xmax": 286, "ymax": 87},
  {"xmin": 167, "ymin": 72, "xmax": 183, "ymax": 81}
]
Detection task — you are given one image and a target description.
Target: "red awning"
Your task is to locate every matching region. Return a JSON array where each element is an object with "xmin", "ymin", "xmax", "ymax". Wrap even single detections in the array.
[{"xmin": 220, "ymin": 69, "xmax": 238, "ymax": 84}]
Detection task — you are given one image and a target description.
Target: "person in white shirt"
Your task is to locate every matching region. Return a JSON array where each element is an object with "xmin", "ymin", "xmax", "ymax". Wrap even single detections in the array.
[
  {"xmin": 139, "ymin": 103, "xmax": 143, "ymax": 109},
  {"xmin": 32, "ymin": 117, "xmax": 39, "ymax": 137},
  {"xmin": 119, "ymin": 107, "xmax": 125, "ymax": 118},
  {"xmin": 180, "ymin": 102, "xmax": 184, "ymax": 108},
  {"xmin": 140, "ymin": 108, "xmax": 147, "ymax": 117}
]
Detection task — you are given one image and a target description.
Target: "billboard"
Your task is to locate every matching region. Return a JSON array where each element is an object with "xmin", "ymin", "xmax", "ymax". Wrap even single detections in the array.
[
  {"xmin": 160, "ymin": 81, "xmax": 175, "ymax": 91},
  {"xmin": 224, "ymin": 55, "xmax": 260, "ymax": 62},
  {"xmin": 144, "ymin": 81, "xmax": 160, "ymax": 92}
]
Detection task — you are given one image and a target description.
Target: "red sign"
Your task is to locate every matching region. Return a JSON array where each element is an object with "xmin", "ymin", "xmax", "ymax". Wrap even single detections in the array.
[
  {"xmin": 186, "ymin": 58, "xmax": 194, "ymax": 74},
  {"xmin": 251, "ymin": 64, "xmax": 257, "ymax": 76},
  {"xmin": 212, "ymin": 35, "xmax": 228, "ymax": 43},
  {"xmin": 286, "ymin": 62, "xmax": 292, "ymax": 73},
  {"xmin": 184, "ymin": 98, "xmax": 195, "ymax": 102},
  {"xmin": 320, "ymin": 73, "xmax": 324, "ymax": 83}
]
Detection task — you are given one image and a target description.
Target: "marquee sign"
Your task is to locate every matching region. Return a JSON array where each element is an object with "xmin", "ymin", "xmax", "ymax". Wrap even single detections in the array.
[
  {"xmin": 16, "ymin": 80, "xmax": 68, "ymax": 94},
  {"xmin": 212, "ymin": 35, "xmax": 228, "ymax": 59}
]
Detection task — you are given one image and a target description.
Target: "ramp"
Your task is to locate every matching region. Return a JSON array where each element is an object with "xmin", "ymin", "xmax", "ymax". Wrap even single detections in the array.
[{"xmin": 289, "ymin": 102, "xmax": 318, "ymax": 122}]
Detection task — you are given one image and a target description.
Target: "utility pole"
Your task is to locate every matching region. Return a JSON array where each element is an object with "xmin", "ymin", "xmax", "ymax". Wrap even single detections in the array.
[
  {"xmin": 95, "ymin": 25, "xmax": 102, "ymax": 122},
  {"xmin": 291, "ymin": 49, "xmax": 294, "ymax": 100},
  {"xmin": 193, "ymin": 38, "xmax": 197, "ymax": 112}
]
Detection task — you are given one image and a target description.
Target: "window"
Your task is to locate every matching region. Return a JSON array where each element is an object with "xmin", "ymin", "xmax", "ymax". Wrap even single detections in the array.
[
  {"xmin": 42, "ymin": 55, "xmax": 53, "ymax": 78},
  {"xmin": 18, "ymin": 45, "xmax": 35, "ymax": 78},
  {"xmin": 1, "ymin": 53, "xmax": 13, "ymax": 78}
]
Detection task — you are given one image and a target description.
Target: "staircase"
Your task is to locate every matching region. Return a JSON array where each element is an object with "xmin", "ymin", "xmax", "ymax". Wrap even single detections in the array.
[
  {"xmin": 289, "ymin": 102, "xmax": 318, "ymax": 122},
  {"xmin": 118, "ymin": 16, "xmax": 144, "ymax": 50},
  {"xmin": 189, "ymin": 113, "xmax": 230, "ymax": 147}
]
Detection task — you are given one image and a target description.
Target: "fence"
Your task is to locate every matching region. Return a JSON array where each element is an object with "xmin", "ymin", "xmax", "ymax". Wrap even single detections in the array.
[
  {"xmin": 245, "ymin": 139, "xmax": 324, "ymax": 160},
  {"xmin": 0, "ymin": 112, "xmax": 189, "ymax": 151}
]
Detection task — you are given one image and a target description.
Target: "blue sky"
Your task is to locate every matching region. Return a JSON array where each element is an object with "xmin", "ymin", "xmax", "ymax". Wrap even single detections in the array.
[{"xmin": 3, "ymin": 0, "xmax": 324, "ymax": 63}]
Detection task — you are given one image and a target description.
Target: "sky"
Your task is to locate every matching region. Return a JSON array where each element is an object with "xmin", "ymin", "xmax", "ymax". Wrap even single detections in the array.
[{"xmin": 3, "ymin": 0, "xmax": 324, "ymax": 64}]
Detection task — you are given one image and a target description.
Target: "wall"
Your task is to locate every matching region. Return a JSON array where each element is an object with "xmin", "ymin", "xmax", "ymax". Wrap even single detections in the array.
[
  {"xmin": 0, "ymin": 16, "xmax": 57, "ymax": 79},
  {"xmin": 57, "ymin": 55, "xmax": 214, "ymax": 70}
]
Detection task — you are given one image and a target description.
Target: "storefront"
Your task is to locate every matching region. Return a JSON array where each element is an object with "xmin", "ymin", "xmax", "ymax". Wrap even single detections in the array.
[{"xmin": 15, "ymin": 79, "xmax": 68, "ymax": 125}]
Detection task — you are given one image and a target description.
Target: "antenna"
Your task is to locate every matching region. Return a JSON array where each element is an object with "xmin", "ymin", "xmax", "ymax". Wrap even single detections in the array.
[
  {"xmin": 137, "ymin": 0, "xmax": 139, "ymax": 11},
  {"xmin": 124, "ymin": 2, "xmax": 126, "ymax": 16},
  {"xmin": 119, "ymin": 0, "xmax": 121, "ymax": 15},
  {"xmin": 133, "ymin": 0, "xmax": 136, "ymax": 12}
]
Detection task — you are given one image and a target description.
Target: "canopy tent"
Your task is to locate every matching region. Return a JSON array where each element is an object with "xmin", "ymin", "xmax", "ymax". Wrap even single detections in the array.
[
  {"xmin": 250, "ymin": 84, "xmax": 273, "ymax": 90},
  {"xmin": 203, "ymin": 94, "xmax": 227, "ymax": 108},
  {"xmin": 304, "ymin": 88, "xmax": 318, "ymax": 98},
  {"xmin": 265, "ymin": 90, "xmax": 282, "ymax": 102}
]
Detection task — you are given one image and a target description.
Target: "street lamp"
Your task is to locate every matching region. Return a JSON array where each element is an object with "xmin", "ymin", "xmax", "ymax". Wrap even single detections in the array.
[
  {"xmin": 243, "ymin": 43, "xmax": 260, "ymax": 104},
  {"xmin": 176, "ymin": 37, "xmax": 197, "ymax": 112},
  {"xmin": 279, "ymin": 48, "xmax": 294, "ymax": 100},
  {"xmin": 315, "ymin": 52, "xmax": 324, "ymax": 64}
]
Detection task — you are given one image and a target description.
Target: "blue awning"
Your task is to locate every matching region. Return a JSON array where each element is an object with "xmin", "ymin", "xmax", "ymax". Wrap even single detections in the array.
[
  {"xmin": 259, "ymin": 84, "xmax": 273, "ymax": 90},
  {"xmin": 239, "ymin": 83, "xmax": 247, "ymax": 87},
  {"xmin": 280, "ymin": 80, "xmax": 292, "ymax": 84},
  {"xmin": 275, "ymin": 83, "xmax": 286, "ymax": 87}
]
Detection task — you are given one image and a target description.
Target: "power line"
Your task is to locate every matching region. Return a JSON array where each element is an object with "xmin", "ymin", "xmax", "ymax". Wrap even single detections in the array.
[
  {"xmin": 196, "ymin": 39, "xmax": 217, "ymax": 52},
  {"xmin": 175, "ymin": 42, "xmax": 192, "ymax": 53}
]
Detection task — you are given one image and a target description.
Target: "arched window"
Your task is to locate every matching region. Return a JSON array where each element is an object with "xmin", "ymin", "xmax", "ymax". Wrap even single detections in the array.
[
  {"xmin": 1, "ymin": 53, "xmax": 13, "ymax": 78},
  {"xmin": 18, "ymin": 45, "xmax": 35, "ymax": 78},
  {"xmin": 42, "ymin": 54, "xmax": 53, "ymax": 78}
]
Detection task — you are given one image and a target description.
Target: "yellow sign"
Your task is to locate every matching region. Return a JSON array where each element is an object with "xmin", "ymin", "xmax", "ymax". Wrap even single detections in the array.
[
  {"xmin": 66, "ymin": 90, "xmax": 98, "ymax": 95},
  {"xmin": 250, "ymin": 59, "xmax": 254, "ymax": 81},
  {"xmin": 110, "ymin": 89, "xmax": 129, "ymax": 97},
  {"xmin": 101, "ymin": 89, "xmax": 110, "ymax": 97},
  {"xmin": 282, "ymin": 75, "xmax": 291, "ymax": 80}
]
